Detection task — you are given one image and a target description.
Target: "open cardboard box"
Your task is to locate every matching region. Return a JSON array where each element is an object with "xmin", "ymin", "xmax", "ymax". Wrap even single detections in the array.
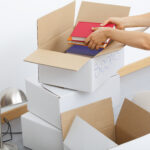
[
  {"xmin": 26, "ymin": 74, "xmax": 120, "ymax": 129},
  {"xmin": 24, "ymin": 1, "xmax": 130, "ymax": 92},
  {"xmin": 62, "ymin": 98, "xmax": 150, "ymax": 150}
]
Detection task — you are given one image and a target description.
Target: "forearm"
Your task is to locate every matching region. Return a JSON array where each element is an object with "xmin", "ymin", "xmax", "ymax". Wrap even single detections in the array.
[
  {"xmin": 106, "ymin": 28, "xmax": 150, "ymax": 50},
  {"xmin": 123, "ymin": 13, "xmax": 150, "ymax": 28}
]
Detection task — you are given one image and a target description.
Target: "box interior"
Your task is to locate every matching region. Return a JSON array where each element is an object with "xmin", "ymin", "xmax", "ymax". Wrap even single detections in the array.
[
  {"xmin": 61, "ymin": 98, "xmax": 150, "ymax": 145},
  {"xmin": 38, "ymin": 1, "xmax": 130, "ymax": 55},
  {"xmin": 25, "ymin": 1, "xmax": 130, "ymax": 71}
]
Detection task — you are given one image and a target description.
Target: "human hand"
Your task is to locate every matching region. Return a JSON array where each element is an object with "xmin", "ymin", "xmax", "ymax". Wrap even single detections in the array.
[
  {"xmin": 101, "ymin": 17, "xmax": 126, "ymax": 30},
  {"xmin": 85, "ymin": 27, "xmax": 111, "ymax": 50}
]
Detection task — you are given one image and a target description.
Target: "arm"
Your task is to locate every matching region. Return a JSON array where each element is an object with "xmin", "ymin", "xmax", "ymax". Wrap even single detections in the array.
[
  {"xmin": 106, "ymin": 28, "xmax": 150, "ymax": 50},
  {"xmin": 119, "ymin": 13, "xmax": 150, "ymax": 28},
  {"xmin": 102, "ymin": 13, "xmax": 150, "ymax": 29},
  {"xmin": 85, "ymin": 28, "xmax": 150, "ymax": 50}
]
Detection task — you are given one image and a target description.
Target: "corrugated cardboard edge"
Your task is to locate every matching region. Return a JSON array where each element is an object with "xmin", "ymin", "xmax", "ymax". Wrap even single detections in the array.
[
  {"xmin": 118, "ymin": 56, "xmax": 150, "ymax": 77},
  {"xmin": 116, "ymin": 98, "xmax": 150, "ymax": 144},
  {"xmin": 61, "ymin": 98, "xmax": 115, "ymax": 141}
]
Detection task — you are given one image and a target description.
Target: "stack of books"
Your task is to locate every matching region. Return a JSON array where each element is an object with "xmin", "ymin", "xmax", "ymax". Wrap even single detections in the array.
[{"xmin": 66, "ymin": 21, "xmax": 115, "ymax": 56}]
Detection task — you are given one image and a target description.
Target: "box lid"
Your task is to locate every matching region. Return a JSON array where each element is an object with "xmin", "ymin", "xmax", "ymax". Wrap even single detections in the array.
[
  {"xmin": 24, "ymin": 49, "xmax": 90, "ymax": 71},
  {"xmin": 61, "ymin": 98, "xmax": 115, "ymax": 140},
  {"xmin": 64, "ymin": 116, "xmax": 117, "ymax": 150},
  {"xmin": 42, "ymin": 83, "xmax": 76, "ymax": 97},
  {"xmin": 76, "ymin": 1, "xmax": 130, "ymax": 24},
  {"xmin": 115, "ymin": 99, "xmax": 150, "ymax": 144},
  {"xmin": 38, "ymin": 1, "xmax": 75, "ymax": 48}
]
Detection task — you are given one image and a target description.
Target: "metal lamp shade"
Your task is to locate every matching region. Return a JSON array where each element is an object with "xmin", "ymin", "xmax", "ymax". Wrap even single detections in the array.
[
  {"xmin": 0, "ymin": 88, "xmax": 27, "ymax": 108},
  {"xmin": 0, "ymin": 88, "xmax": 27, "ymax": 150}
]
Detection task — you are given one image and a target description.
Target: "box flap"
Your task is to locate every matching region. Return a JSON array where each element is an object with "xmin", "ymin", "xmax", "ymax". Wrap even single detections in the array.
[
  {"xmin": 64, "ymin": 116, "xmax": 117, "ymax": 150},
  {"xmin": 42, "ymin": 84, "xmax": 76, "ymax": 97},
  {"xmin": 116, "ymin": 99, "xmax": 150, "ymax": 144},
  {"xmin": 75, "ymin": 1, "xmax": 130, "ymax": 55},
  {"xmin": 96, "ymin": 41, "xmax": 125, "ymax": 57},
  {"xmin": 38, "ymin": 1, "xmax": 75, "ymax": 48},
  {"xmin": 24, "ymin": 49, "xmax": 90, "ymax": 71},
  {"xmin": 109, "ymin": 134, "xmax": 150, "ymax": 150},
  {"xmin": 61, "ymin": 98, "xmax": 115, "ymax": 141},
  {"xmin": 76, "ymin": 1, "xmax": 130, "ymax": 23}
]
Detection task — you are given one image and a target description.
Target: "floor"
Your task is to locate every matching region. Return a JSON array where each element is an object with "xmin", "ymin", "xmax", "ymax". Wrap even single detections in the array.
[{"xmin": 2, "ymin": 118, "xmax": 30, "ymax": 150}]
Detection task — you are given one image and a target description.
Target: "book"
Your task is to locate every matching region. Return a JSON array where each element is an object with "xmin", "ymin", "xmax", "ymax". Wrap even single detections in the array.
[
  {"xmin": 68, "ymin": 21, "xmax": 115, "ymax": 48},
  {"xmin": 66, "ymin": 45, "xmax": 103, "ymax": 56}
]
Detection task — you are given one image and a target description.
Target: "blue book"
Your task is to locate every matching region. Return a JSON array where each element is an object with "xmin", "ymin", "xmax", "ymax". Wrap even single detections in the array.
[{"xmin": 66, "ymin": 45, "xmax": 103, "ymax": 56}]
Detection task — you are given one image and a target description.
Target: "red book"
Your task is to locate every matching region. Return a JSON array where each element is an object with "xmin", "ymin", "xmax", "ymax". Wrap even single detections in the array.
[{"xmin": 69, "ymin": 21, "xmax": 115, "ymax": 41}]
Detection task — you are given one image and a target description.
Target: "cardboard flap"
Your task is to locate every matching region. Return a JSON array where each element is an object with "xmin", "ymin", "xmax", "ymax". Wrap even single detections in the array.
[
  {"xmin": 76, "ymin": 1, "xmax": 130, "ymax": 23},
  {"xmin": 116, "ymin": 99, "xmax": 150, "ymax": 144},
  {"xmin": 24, "ymin": 49, "xmax": 90, "ymax": 71},
  {"xmin": 42, "ymin": 84, "xmax": 76, "ymax": 97},
  {"xmin": 38, "ymin": 1, "xmax": 75, "ymax": 48},
  {"xmin": 64, "ymin": 116, "xmax": 117, "ymax": 150},
  {"xmin": 96, "ymin": 41, "xmax": 125, "ymax": 57},
  {"xmin": 61, "ymin": 98, "xmax": 115, "ymax": 141}
]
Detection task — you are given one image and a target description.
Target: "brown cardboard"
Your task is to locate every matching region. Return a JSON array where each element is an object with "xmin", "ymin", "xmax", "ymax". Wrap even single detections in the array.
[
  {"xmin": 115, "ymin": 99, "xmax": 150, "ymax": 144},
  {"xmin": 61, "ymin": 98, "xmax": 115, "ymax": 141},
  {"xmin": 38, "ymin": 1, "xmax": 75, "ymax": 48},
  {"xmin": 25, "ymin": 49, "xmax": 90, "ymax": 71},
  {"xmin": 76, "ymin": 2, "xmax": 130, "ymax": 23},
  {"xmin": 25, "ymin": 1, "xmax": 130, "ymax": 70},
  {"xmin": 62, "ymin": 98, "xmax": 150, "ymax": 147}
]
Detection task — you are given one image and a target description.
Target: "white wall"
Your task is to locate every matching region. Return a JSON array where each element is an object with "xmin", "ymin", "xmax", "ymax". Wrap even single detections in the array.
[{"xmin": 0, "ymin": 0, "xmax": 150, "ymax": 94}]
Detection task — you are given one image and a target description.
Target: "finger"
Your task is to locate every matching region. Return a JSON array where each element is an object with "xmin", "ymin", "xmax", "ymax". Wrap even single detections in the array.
[
  {"xmin": 102, "ymin": 19, "xmax": 111, "ymax": 26},
  {"xmin": 96, "ymin": 42, "xmax": 104, "ymax": 50},
  {"xmin": 91, "ymin": 42, "xmax": 96, "ymax": 50},
  {"xmin": 85, "ymin": 35, "xmax": 91, "ymax": 44},
  {"xmin": 88, "ymin": 40, "xmax": 93, "ymax": 49},
  {"xmin": 96, "ymin": 45, "xmax": 100, "ymax": 50},
  {"xmin": 91, "ymin": 27, "xmax": 99, "ymax": 31}
]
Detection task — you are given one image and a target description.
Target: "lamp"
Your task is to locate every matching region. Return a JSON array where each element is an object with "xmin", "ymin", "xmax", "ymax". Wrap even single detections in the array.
[{"xmin": 0, "ymin": 88, "xmax": 27, "ymax": 150}]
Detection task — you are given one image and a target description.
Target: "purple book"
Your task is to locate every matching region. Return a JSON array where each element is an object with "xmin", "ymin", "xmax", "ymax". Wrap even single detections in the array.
[{"xmin": 66, "ymin": 45, "xmax": 103, "ymax": 56}]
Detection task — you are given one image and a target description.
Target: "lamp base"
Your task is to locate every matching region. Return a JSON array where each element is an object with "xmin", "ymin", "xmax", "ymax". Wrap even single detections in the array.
[{"xmin": 0, "ymin": 143, "xmax": 18, "ymax": 150}]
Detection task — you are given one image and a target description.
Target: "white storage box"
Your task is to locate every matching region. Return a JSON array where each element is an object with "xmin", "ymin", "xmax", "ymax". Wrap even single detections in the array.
[
  {"xmin": 38, "ymin": 49, "xmax": 124, "ymax": 92},
  {"xmin": 25, "ymin": 1, "xmax": 130, "ymax": 92},
  {"xmin": 63, "ymin": 98, "xmax": 150, "ymax": 150},
  {"xmin": 26, "ymin": 74, "xmax": 120, "ymax": 129},
  {"xmin": 64, "ymin": 116, "xmax": 118, "ymax": 150},
  {"xmin": 21, "ymin": 112, "xmax": 63, "ymax": 150}
]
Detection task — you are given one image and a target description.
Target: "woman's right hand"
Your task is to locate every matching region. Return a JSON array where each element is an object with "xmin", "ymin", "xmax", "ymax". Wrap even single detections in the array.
[{"xmin": 101, "ymin": 17, "xmax": 127, "ymax": 30}]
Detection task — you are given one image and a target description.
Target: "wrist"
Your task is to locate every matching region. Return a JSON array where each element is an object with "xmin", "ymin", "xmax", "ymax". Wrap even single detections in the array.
[
  {"xmin": 121, "ymin": 17, "xmax": 130, "ymax": 28},
  {"xmin": 103, "ymin": 27, "xmax": 114, "ymax": 38}
]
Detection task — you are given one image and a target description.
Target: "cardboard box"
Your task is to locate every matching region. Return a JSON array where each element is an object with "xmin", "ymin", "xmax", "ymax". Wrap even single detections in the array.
[
  {"xmin": 63, "ymin": 98, "xmax": 150, "ymax": 150},
  {"xmin": 24, "ymin": 1, "xmax": 130, "ymax": 92},
  {"xmin": 64, "ymin": 116, "xmax": 118, "ymax": 150},
  {"xmin": 21, "ymin": 112, "xmax": 64, "ymax": 150},
  {"xmin": 26, "ymin": 74, "xmax": 120, "ymax": 129}
]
